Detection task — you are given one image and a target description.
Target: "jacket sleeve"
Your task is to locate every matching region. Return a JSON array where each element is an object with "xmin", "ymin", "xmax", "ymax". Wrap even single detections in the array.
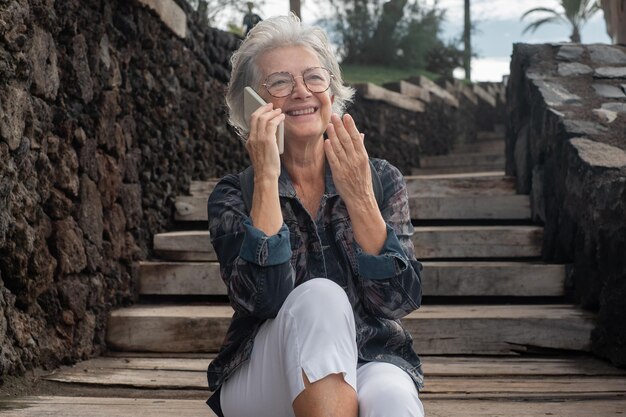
[
  {"xmin": 208, "ymin": 174, "xmax": 295, "ymax": 319},
  {"xmin": 356, "ymin": 160, "xmax": 423, "ymax": 320}
]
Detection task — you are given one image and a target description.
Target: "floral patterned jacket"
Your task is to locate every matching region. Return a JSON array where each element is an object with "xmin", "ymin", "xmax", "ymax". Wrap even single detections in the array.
[{"xmin": 206, "ymin": 158, "xmax": 424, "ymax": 394}]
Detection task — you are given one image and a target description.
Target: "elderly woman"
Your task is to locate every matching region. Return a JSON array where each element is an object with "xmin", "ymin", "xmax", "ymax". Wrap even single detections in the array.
[{"xmin": 206, "ymin": 14, "xmax": 424, "ymax": 417}]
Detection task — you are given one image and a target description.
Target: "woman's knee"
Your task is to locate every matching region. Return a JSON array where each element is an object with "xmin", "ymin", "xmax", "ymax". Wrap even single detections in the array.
[
  {"xmin": 358, "ymin": 363, "xmax": 424, "ymax": 417},
  {"xmin": 285, "ymin": 278, "xmax": 352, "ymax": 320}
]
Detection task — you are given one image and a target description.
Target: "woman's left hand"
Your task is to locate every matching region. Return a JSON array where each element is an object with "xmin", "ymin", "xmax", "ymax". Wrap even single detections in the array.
[{"xmin": 324, "ymin": 113, "xmax": 374, "ymax": 209}]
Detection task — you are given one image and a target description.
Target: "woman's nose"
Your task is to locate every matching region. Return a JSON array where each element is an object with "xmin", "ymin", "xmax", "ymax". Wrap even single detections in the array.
[{"xmin": 291, "ymin": 76, "xmax": 311, "ymax": 98}]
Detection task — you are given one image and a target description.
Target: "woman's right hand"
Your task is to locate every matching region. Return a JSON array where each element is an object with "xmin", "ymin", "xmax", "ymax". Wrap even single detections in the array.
[
  {"xmin": 246, "ymin": 103, "xmax": 285, "ymax": 181},
  {"xmin": 246, "ymin": 103, "xmax": 285, "ymax": 236}
]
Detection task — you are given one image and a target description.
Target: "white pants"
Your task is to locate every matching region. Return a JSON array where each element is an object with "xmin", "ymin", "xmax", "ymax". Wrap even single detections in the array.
[{"xmin": 220, "ymin": 278, "xmax": 425, "ymax": 417}]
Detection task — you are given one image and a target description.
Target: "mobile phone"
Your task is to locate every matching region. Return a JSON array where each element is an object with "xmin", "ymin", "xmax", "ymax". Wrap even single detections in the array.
[{"xmin": 244, "ymin": 86, "xmax": 284, "ymax": 154}]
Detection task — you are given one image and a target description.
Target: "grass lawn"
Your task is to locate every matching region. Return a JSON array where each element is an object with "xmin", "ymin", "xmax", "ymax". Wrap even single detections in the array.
[{"xmin": 339, "ymin": 64, "xmax": 439, "ymax": 86}]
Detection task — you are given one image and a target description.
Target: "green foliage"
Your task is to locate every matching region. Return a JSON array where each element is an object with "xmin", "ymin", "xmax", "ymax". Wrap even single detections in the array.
[
  {"xmin": 521, "ymin": 0, "xmax": 601, "ymax": 43},
  {"xmin": 323, "ymin": 0, "xmax": 462, "ymax": 76}
]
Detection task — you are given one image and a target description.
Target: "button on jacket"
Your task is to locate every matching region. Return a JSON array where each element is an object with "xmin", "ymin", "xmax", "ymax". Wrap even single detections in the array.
[{"xmin": 206, "ymin": 157, "xmax": 424, "ymax": 393}]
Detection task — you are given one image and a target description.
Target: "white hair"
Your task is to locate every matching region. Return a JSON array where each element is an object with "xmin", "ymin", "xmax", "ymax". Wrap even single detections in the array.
[{"xmin": 226, "ymin": 14, "xmax": 355, "ymax": 138}]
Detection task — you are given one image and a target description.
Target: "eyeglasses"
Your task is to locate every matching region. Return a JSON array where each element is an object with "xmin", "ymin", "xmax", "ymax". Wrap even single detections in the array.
[{"xmin": 262, "ymin": 67, "xmax": 334, "ymax": 98}]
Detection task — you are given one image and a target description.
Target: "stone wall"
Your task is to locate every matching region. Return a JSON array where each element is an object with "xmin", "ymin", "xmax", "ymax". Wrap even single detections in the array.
[
  {"xmin": 0, "ymin": 0, "xmax": 242, "ymax": 380},
  {"xmin": 507, "ymin": 43, "xmax": 626, "ymax": 366}
]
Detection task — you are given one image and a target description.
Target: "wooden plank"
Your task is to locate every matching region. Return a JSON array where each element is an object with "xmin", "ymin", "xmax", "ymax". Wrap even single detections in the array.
[
  {"xmin": 2, "ymin": 397, "xmax": 215, "ymax": 417},
  {"xmin": 63, "ymin": 355, "xmax": 626, "ymax": 377},
  {"xmin": 419, "ymin": 152, "xmax": 505, "ymax": 168},
  {"xmin": 189, "ymin": 179, "xmax": 219, "ymax": 197},
  {"xmin": 413, "ymin": 226, "xmax": 543, "ymax": 259},
  {"xmin": 451, "ymin": 140, "xmax": 505, "ymax": 154},
  {"xmin": 106, "ymin": 304, "xmax": 594, "ymax": 354},
  {"xmin": 189, "ymin": 173, "xmax": 516, "ymax": 199},
  {"xmin": 477, "ymin": 130, "xmax": 505, "ymax": 141},
  {"xmin": 445, "ymin": 80, "xmax": 479, "ymax": 105},
  {"xmin": 5, "ymin": 397, "xmax": 626, "ymax": 417},
  {"xmin": 404, "ymin": 172, "xmax": 514, "ymax": 196},
  {"xmin": 421, "ymin": 261, "xmax": 564, "ymax": 296},
  {"xmin": 353, "ymin": 83, "xmax": 426, "ymax": 112},
  {"xmin": 473, "ymin": 84, "xmax": 497, "ymax": 107},
  {"xmin": 176, "ymin": 194, "xmax": 530, "ymax": 221},
  {"xmin": 138, "ymin": 261, "xmax": 564, "ymax": 297},
  {"xmin": 412, "ymin": 166, "xmax": 506, "ymax": 175},
  {"xmin": 139, "ymin": 261, "xmax": 225, "ymax": 295},
  {"xmin": 45, "ymin": 369, "xmax": 624, "ymax": 395},
  {"xmin": 384, "ymin": 80, "xmax": 431, "ymax": 102},
  {"xmin": 154, "ymin": 226, "xmax": 544, "ymax": 261},
  {"xmin": 409, "ymin": 195, "xmax": 530, "ymax": 220},
  {"xmin": 424, "ymin": 399, "xmax": 626, "ymax": 416},
  {"xmin": 417, "ymin": 76, "xmax": 460, "ymax": 107}
]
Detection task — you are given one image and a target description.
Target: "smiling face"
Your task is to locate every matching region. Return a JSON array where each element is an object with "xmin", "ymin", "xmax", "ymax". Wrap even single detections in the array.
[{"xmin": 255, "ymin": 46, "xmax": 334, "ymax": 145}]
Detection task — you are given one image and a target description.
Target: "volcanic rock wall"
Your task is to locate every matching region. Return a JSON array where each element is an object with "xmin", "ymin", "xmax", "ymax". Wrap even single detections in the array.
[
  {"xmin": 507, "ymin": 43, "xmax": 626, "ymax": 366},
  {"xmin": 0, "ymin": 0, "xmax": 241, "ymax": 379}
]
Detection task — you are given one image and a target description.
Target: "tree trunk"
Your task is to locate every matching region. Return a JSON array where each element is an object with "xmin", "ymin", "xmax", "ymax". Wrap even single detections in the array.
[
  {"xmin": 570, "ymin": 26, "xmax": 581, "ymax": 43},
  {"xmin": 463, "ymin": 0, "xmax": 471, "ymax": 81},
  {"xmin": 290, "ymin": 0, "xmax": 301, "ymax": 18}
]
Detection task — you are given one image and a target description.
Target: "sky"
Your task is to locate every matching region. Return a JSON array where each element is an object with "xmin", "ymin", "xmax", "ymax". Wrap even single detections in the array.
[{"xmin": 223, "ymin": 0, "xmax": 612, "ymax": 82}]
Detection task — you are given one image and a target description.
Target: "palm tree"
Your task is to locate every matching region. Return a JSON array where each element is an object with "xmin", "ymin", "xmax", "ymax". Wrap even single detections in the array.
[
  {"xmin": 463, "ymin": 0, "xmax": 471, "ymax": 81},
  {"xmin": 521, "ymin": 0, "xmax": 601, "ymax": 43},
  {"xmin": 290, "ymin": 0, "xmax": 301, "ymax": 18}
]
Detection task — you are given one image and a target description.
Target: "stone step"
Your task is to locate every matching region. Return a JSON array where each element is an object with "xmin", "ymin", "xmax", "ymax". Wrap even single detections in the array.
[
  {"xmin": 139, "ymin": 261, "xmax": 565, "ymax": 297},
  {"xmin": 188, "ymin": 172, "xmax": 517, "ymax": 198},
  {"xmin": 153, "ymin": 226, "xmax": 544, "ymax": 261},
  {"xmin": 451, "ymin": 140, "xmax": 505, "ymax": 154},
  {"xmin": 106, "ymin": 304, "xmax": 594, "ymax": 354},
  {"xmin": 175, "ymin": 194, "xmax": 531, "ymax": 221},
  {"xmin": 420, "ymin": 152, "xmax": 506, "ymax": 168}
]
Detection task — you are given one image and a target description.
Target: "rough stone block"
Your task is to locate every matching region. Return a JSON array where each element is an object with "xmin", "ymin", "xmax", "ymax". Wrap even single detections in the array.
[
  {"xmin": 588, "ymin": 44, "xmax": 626, "ymax": 65},
  {"xmin": 78, "ymin": 175, "xmax": 103, "ymax": 250},
  {"xmin": 569, "ymin": 137, "xmax": 626, "ymax": 169},
  {"xmin": 30, "ymin": 26, "xmax": 59, "ymax": 100},
  {"xmin": 533, "ymin": 80, "xmax": 582, "ymax": 106},
  {"xmin": 563, "ymin": 119, "xmax": 608, "ymax": 136},
  {"xmin": 71, "ymin": 34, "xmax": 94, "ymax": 104},
  {"xmin": 602, "ymin": 102, "xmax": 626, "ymax": 113},
  {"xmin": 558, "ymin": 63, "xmax": 593, "ymax": 77},
  {"xmin": 54, "ymin": 218, "xmax": 87, "ymax": 275},
  {"xmin": 592, "ymin": 108, "xmax": 618, "ymax": 123},
  {"xmin": 0, "ymin": 86, "xmax": 29, "ymax": 151},
  {"xmin": 556, "ymin": 45, "xmax": 584, "ymax": 61},
  {"xmin": 594, "ymin": 67, "xmax": 626, "ymax": 79},
  {"xmin": 592, "ymin": 83, "xmax": 626, "ymax": 99}
]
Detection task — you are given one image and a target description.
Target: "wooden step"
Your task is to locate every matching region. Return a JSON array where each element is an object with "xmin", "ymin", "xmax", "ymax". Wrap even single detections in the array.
[
  {"xmin": 477, "ymin": 130, "xmax": 505, "ymax": 141},
  {"xmin": 106, "ymin": 304, "xmax": 594, "ymax": 354},
  {"xmin": 7, "ymin": 396, "xmax": 626, "ymax": 417},
  {"xmin": 451, "ymin": 140, "xmax": 505, "ymax": 154},
  {"xmin": 188, "ymin": 172, "xmax": 516, "ymax": 198},
  {"xmin": 175, "ymin": 194, "xmax": 531, "ymax": 221},
  {"xmin": 153, "ymin": 226, "xmax": 544, "ymax": 261},
  {"xmin": 420, "ymin": 153, "xmax": 505, "ymax": 168},
  {"xmin": 412, "ymin": 166, "xmax": 506, "ymax": 175},
  {"xmin": 139, "ymin": 261, "xmax": 565, "ymax": 297},
  {"xmin": 47, "ymin": 355, "xmax": 626, "ymax": 377},
  {"xmin": 44, "ymin": 356, "xmax": 625, "ymax": 394}
]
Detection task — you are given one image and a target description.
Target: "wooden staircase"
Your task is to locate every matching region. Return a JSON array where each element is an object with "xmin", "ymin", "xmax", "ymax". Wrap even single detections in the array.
[{"xmin": 10, "ymin": 130, "xmax": 626, "ymax": 416}]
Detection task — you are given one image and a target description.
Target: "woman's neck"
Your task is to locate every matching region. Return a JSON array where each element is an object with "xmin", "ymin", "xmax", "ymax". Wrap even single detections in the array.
[{"xmin": 281, "ymin": 136, "xmax": 326, "ymax": 185}]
